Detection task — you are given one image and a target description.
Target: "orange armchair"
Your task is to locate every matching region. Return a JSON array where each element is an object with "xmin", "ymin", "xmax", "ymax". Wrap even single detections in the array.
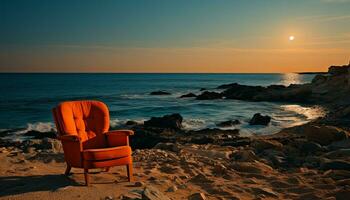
[{"xmin": 52, "ymin": 100, "xmax": 133, "ymax": 185}]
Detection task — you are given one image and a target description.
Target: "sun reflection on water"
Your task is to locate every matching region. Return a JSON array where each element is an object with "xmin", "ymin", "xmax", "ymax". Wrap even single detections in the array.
[{"xmin": 280, "ymin": 73, "xmax": 302, "ymax": 86}]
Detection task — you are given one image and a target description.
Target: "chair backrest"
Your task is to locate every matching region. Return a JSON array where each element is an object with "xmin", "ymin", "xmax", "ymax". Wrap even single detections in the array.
[{"xmin": 52, "ymin": 100, "xmax": 110, "ymax": 149}]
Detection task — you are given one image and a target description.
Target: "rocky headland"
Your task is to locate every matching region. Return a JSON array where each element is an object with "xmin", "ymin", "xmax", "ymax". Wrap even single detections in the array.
[{"xmin": 1, "ymin": 63, "xmax": 350, "ymax": 199}]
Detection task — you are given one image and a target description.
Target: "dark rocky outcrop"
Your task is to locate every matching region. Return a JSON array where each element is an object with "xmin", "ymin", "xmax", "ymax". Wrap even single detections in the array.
[
  {"xmin": 196, "ymin": 91, "xmax": 223, "ymax": 100},
  {"xmin": 179, "ymin": 93, "xmax": 197, "ymax": 98},
  {"xmin": 249, "ymin": 113, "xmax": 271, "ymax": 126},
  {"xmin": 144, "ymin": 113, "xmax": 183, "ymax": 130},
  {"xmin": 216, "ymin": 120, "xmax": 240, "ymax": 127},
  {"xmin": 150, "ymin": 91, "xmax": 171, "ymax": 95}
]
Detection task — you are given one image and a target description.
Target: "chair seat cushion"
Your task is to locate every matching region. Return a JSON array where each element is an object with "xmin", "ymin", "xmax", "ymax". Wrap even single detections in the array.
[{"xmin": 83, "ymin": 146, "xmax": 131, "ymax": 161}]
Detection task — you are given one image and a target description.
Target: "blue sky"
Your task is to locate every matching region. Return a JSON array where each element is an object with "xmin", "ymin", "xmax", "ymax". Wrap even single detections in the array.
[{"xmin": 1, "ymin": 0, "xmax": 349, "ymax": 72}]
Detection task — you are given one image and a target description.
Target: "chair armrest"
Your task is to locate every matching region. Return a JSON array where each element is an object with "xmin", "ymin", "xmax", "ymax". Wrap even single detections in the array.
[
  {"xmin": 106, "ymin": 130, "xmax": 134, "ymax": 136},
  {"xmin": 105, "ymin": 130, "xmax": 134, "ymax": 146},
  {"xmin": 57, "ymin": 135, "xmax": 83, "ymax": 167},
  {"xmin": 58, "ymin": 135, "xmax": 81, "ymax": 142}
]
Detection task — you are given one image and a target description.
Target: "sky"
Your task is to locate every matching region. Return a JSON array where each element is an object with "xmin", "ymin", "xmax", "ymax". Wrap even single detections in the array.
[{"xmin": 0, "ymin": 0, "xmax": 349, "ymax": 73}]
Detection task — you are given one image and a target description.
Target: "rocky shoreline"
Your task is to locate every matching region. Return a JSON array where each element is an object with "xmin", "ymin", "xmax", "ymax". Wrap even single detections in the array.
[{"xmin": 1, "ymin": 64, "xmax": 350, "ymax": 199}]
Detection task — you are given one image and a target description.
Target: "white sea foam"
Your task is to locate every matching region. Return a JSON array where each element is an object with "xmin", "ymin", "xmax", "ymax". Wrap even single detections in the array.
[
  {"xmin": 182, "ymin": 118, "xmax": 206, "ymax": 130},
  {"xmin": 110, "ymin": 118, "xmax": 145, "ymax": 128},
  {"xmin": 280, "ymin": 105, "xmax": 326, "ymax": 120}
]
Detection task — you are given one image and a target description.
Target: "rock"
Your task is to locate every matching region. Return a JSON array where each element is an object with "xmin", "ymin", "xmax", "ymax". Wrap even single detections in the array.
[
  {"xmin": 213, "ymin": 163, "xmax": 228, "ymax": 175},
  {"xmin": 231, "ymin": 150, "xmax": 258, "ymax": 162},
  {"xmin": 231, "ymin": 161, "xmax": 273, "ymax": 174},
  {"xmin": 251, "ymin": 139, "xmax": 283, "ymax": 152},
  {"xmin": 200, "ymin": 88, "xmax": 206, "ymax": 91},
  {"xmin": 328, "ymin": 139, "xmax": 350, "ymax": 150},
  {"xmin": 150, "ymin": 91, "xmax": 171, "ymax": 95},
  {"xmin": 125, "ymin": 121, "xmax": 139, "ymax": 126},
  {"xmin": 24, "ymin": 130, "xmax": 57, "ymax": 139},
  {"xmin": 134, "ymin": 181, "xmax": 145, "ymax": 187},
  {"xmin": 120, "ymin": 192, "xmax": 142, "ymax": 200},
  {"xmin": 144, "ymin": 113, "xmax": 183, "ymax": 130},
  {"xmin": 303, "ymin": 125, "xmax": 349, "ymax": 146},
  {"xmin": 180, "ymin": 93, "xmax": 197, "ymax": 98},
  {"xmin": 249, "ymin": 113, "xmax": 271, "ymax": 126},
  {"xmin": 217, "ymin": 83, "xmax": 240, "ymax": 89},
  {"xmin": 250, "ymin": 187, "xmax": 278, "ymax": 198},
  {"xmin": 188, "ymin": 192, "xmax": 207, "ymax": 200},
  {"xmin": 300, "ymin": 141, "xmax": 325, "ymax": 154},
  {"xmin": 216, "ymin": 120, "xmax": 240, "ymax": 127},
  {"xmin": 142, "ymin": 186, "xmax": 171, "ymax": 200},
  {"xmin": 196, "ymin": 91, "xmax": 223, "ymax": 100},
  {"xmin": 153, "ymin": 143, "xmax": 180, "ymax": 153},
  {"xmin": 325, "ymin": 149, "xmax": 350, "ymax": 158},
  {"xmin": 328, "ymin": 65, "xmax": 349, "ymax": 75},
  {"xmin": 312, "ymin": 74, "xmax": 327, "ymax": 85},
  {"xmin": 104, "ymin": 196, "xmax": 114, "ymax": 200},
  {"xmin": 321, "ymin": 160, "xmax": 350, "ymax": 171},
  {"xmin": 166, "ymin": 185, "xmax": 178, "ymax": 192},
  {"xmin": 324, "ymin": 169, "xmax": 350, "ymax": 180},
  {"xmin": 335, "ymin": 188, "xmax": 350, "ymax": 200},
  {"xmin": 188, "ymin": 128, "xmax": 239, "ymax": 136}
]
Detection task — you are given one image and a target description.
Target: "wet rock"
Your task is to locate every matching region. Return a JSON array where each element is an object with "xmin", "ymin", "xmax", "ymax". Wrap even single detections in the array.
[
  {"xmin": 180, "ymin": 93, "xmax": 197, "ymax": 98},
  {"xmin": 188, "ymin": 192, "xmax": 207, "ymax": 200},
  {"xmin": 144, "ymin": 113, "xmax": 183, "ymax": 130},
  {"xmin": 216, "ymin": 120, "xmax": 240, "ymax": 127},
  {"xmin": 142, "ymin": 186, "xmax": 171, "ymax": 200},
  {"xmin": 252, "ymin": 139, "xmax": 283, "ymax": 152},
  {"xmin": 249, "ymin": 113, "xmax": 271, "ymax": 126},
  {"xmin": 321, "ymin": 160, "xmax": 350, "ymax": 171},
  {"xmin": 200, "ymin": 88, "xmax": 206, "ymax": 91},
  {"xmin": 303, "ymin": 125, "xmax": 349, "ymax": 146},
  {"xmin": 196, "ymin": 91, "xmax": 223, "ymax": 100},
  {"xmin": 24, "ymin": 130, "xmax": 57, "ymax": 139},
  {"xmin": 150, "ymin": 91, "xmax": 171, "ymax": 95}
]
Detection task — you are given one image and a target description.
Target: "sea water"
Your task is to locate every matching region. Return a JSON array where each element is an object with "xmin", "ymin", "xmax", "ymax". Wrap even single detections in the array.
[{"xmin": 0, "ymin": 73, "xmax": 325, "ymax": 139}]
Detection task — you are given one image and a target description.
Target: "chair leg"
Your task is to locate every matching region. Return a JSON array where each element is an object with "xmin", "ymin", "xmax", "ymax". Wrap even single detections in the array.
[
  {"xmin": 126, "ymin": 164, "xmax": 133, "ymax": 182},
  {"xmin": 84, "ymin": 168, "xmax": 90, "ymax": 186},
  {"xmin": 64, "ymin": 164, "xmax": 71, "ymax": 175}
]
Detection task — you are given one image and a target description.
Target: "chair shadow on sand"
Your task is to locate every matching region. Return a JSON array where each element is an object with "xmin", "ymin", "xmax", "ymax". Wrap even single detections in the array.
[{"xmin": 0, "ymin": 174, "xmax": 79, "ymax": 197}]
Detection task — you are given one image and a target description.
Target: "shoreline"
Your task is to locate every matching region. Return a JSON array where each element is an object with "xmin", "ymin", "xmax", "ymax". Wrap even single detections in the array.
[{"xmin": 1, "ymin": 63, "xmax": 350, "ymax": 199}]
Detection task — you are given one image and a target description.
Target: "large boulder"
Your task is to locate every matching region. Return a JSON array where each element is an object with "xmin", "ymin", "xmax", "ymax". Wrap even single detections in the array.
[
  {"xmin": 328, "ymin": 65, "xmax": 350, "ymax": 76},
  {"xmin": 216, "ymin": 119, "xmax": 240, "ymax": 127},
  {"xmin": 196, "ymin": 91, "xmax": 222, "ymax": 100},
  {"xmin": 249, "ymin": 113, "xmax": 271, "ymax": 126},
  {"xmin": 180, "ymin": 93, "xmax": 197, "ymax": 98},
  {"xmin": 150, "ymin": 91, "xmax": 171, "ymax": 95},
  {"xmin": 144, "ymin": 113, "xmax": 183, "ymax": 130},
  {"xmin": 303, "ymin": 125, "xmax": 349, "ymax": 146}
]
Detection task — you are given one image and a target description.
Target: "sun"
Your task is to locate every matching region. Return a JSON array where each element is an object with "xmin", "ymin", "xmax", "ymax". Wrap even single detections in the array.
[{"xmin": 289, "ymin": 35, "xmax": 295, "ymax": 41}]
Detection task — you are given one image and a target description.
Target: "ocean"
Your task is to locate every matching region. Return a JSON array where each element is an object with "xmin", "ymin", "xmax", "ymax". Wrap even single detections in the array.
[{"xmin": 0, "ymin": 73, "xmax": 325, "ymax": 140}]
